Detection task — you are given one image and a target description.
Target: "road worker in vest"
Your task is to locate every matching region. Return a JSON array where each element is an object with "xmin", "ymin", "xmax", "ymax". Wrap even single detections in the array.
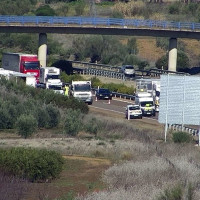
[{"xmin": 64, "ymin": 84, "xmax": 69, "ymax": 96}]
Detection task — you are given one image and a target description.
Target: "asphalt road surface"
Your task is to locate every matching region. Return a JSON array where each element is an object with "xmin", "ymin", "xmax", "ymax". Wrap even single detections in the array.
[{"xmin": 90, "ymin": 96, "xmax": 159, "ymax": 122}]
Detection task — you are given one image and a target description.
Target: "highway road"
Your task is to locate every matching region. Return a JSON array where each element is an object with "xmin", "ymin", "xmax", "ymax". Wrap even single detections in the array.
[{"xmin": 89, "ymin": 96, "xmax": 159, "ymax": 123}]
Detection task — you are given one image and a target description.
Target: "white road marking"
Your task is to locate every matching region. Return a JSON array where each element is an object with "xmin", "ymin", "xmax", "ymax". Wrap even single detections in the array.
[{"xmin": 90, "ymin": 105, "xmax": 125, "ymax": 114}]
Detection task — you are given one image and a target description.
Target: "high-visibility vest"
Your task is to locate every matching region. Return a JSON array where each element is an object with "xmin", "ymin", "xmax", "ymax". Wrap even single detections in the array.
[{"xmin": 64, "ymin": 86, "xmax": 69, "ymax": 96}]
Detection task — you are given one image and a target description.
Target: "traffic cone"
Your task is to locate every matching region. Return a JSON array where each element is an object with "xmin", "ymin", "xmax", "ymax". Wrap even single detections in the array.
[
  {"xmin": 108, "ymin": 99, "xmax": 110, "ymax": 104},
  {"xmin": 95, "ymin": 97, "xmax": 97, "ymax": 101}
]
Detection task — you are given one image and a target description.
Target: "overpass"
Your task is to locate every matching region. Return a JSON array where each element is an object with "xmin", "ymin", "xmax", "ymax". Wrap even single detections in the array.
[{"xmin": 1, "ymin": 16, "xmax": 200, "ymax": 70}]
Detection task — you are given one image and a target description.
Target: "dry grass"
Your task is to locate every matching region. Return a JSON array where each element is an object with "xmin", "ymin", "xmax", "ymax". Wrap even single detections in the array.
[{"xmin": 1, "ymin": 110, "xmax": 200, "ymax": 199}]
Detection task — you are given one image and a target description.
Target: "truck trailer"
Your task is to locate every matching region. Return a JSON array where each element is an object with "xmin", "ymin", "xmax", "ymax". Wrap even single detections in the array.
[
  {"xmin": 70, "ymin": 80, "xmax": 93, "ymax": 105},
  {"xmin": 39, "ymin": 67, "xmax": 63, "ymax": 94},
  {"xmin": 2, "ymin": 52, "xmax": 40, "ymax": 83}
]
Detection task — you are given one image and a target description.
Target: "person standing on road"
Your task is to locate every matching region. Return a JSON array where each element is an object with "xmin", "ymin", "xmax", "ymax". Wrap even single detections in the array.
[{"xmin": 64, "ymin": 84, "xmax": 69, "ymax": 97}]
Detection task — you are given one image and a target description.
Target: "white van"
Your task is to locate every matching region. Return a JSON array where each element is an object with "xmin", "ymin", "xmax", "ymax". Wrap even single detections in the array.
[{"xmin": 125, "ymin": 104, "xmax": 142, "ymax": 119}]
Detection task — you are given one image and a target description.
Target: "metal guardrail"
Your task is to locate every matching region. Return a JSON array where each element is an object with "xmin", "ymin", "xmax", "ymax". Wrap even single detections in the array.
[
  {"xmin": 1, "ymin": 16, "xmax": 200, "ymax": 32},
  {"xmin": 112, "ymin": 92, "xmax": 135, "ymax": 100},
  {"xmin": 71, "ymin": 60, "xmax": 189, "ymax": 79},
  {"xmin": 169, "ymin": 124, "xmax": 198, "ymax": 136}
]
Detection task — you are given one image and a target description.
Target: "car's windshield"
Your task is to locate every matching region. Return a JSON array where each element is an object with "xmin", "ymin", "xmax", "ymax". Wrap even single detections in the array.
[
  {"xmin": 24, "ymin": 62, "xmax": 40, "ymax": 70},
  {"xmin": 129, "ymin": 106, "xmax": 140, "ymax": 110},
  {"xmin": 74, "ymin": 84, "xmax": 91, "ymax": 91},
  {"xmin": 141, "ymin": 101, "xmax": 153, "ymax": 107},
  {"xmin": 125, "ymin": 66, "xmax": 134, "ymax": 69},
  {"xmin": 99, "ymin": 89, "xmax": 110, "ymax": 93},
  {"xmin": 49, "ymin": 85, "xmax": 62, "ymax": 90},
  {"xmin": 47, "ymin": 75, "xmax": 59, "ymax": 79}
]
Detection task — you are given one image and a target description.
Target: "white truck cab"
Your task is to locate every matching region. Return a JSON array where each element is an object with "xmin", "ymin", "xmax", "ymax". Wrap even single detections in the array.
[
  {"xmin": 70, "ymin": 81, "xmax": 93, "ymax": 105},
  {"xmin": 39, "ymin": 67, "xmax": 63, "ymax": 94},
  {"xmin": 135, "ymin": 92, "xmax": 155, "ymax": 116}
]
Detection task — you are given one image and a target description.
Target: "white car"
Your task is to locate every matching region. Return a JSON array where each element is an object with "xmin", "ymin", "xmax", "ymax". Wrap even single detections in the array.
[
  {"xmin": 120, "ymin": 65, "xmax": 135, "ymax": 77},
  {"xmin": 125, "ymin": 104, "xmax": 142, "ymax": 119}
]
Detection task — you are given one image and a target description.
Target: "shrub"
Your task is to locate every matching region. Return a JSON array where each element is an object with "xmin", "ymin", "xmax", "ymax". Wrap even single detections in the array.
[
  {"xmin": 46, "ymin": 104, "xmax": 61, "ymax": 128},
  {"xmin": 74, "ymin": 1, "xmax": 85, "ymax": 16},
  {"xmin": 84, "ymin": 118, "xmax": 98, "ymax": 135},
  {"xmin": 172, "ymin": 131, "xmax": 193, "ymax": 143},
  {"xmin": 15, "ymin": 114, "xmax": 38, "ymax": 138},
  {"xmin": 156, "ymin": 185, "xmax": 182, "ymax": 200},
  {"xmin": 35, "ymin": 5, "xmax": 56, "ymax": 16},
  {"xmin": 64, "ymin": 109, "xmax": 83, "ymax": 136},
  {"xmin": 0, "ymin": 147, "xmax": 64, "ymax": 182},
  {"xmin": 168, "ymin": 2, "xmax": 180, "ymax": 15},
  {"xmin": 36, "ymin": 106, "xmax": 50, "ymax": 128},
  {"xmin": 0, "ymin": 107, "xmax": 11, "ymax": 129},
  {"xmin": 112, "ymin": 11, "xmax": 124, "ymax": 19}
]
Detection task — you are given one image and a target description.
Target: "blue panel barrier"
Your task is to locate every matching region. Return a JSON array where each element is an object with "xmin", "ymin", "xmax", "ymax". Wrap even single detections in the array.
[{"xmin": 0, "ymin": 15, "xmax": 200, "ymax": 32}]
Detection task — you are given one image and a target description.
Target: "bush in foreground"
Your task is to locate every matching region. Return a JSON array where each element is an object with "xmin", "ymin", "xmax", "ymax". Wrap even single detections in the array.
[
  {"xmin": 0, "ymin": 147, "xmax": 64, "ymax": 182},
  {"xmin": 172, "ymin": 131, "xmax": 193, "ymax": 143}
]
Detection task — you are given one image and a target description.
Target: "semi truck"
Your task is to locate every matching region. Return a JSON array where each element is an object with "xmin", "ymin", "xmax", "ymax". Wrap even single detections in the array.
[
  {"xmin": 70, "ymin": 80, "xmax": 93, "ymax": 105},
  {"xmin": 2, "ymin": 52, "xmax": 40, "ymax": 83},
  {"xmin": 152, "ymin": 80, "xmax": 160, "ymax": 112},
  {"xmin": 135, "ymin": 78, "xmax": 160, "ymax": 112},
  {"xmin": 0, "ymin": 68, "xmax": 36, "ymax": 87},
  {"xmin": 39, "ymin": 67, "xmax": 64, "ymax": 94},
  {"xmin": 135, "ymin": 92, "xmax": 155, "ymax": 116}
]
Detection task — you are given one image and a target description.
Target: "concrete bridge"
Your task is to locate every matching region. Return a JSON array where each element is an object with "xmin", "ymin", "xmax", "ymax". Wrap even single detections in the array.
[{"xmin": 1, "ymin": 16, "xmax": 200, "ymax": 70}]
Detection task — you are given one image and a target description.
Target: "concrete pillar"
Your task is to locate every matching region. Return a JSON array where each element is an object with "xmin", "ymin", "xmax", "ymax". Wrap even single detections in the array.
[
  {"xmin": 168, "ymin": 38, "xmax": 177, "ymax": 72},
  {"xmin": 38, "ymin": 33, "xmax": 47, "ymax": 67}
]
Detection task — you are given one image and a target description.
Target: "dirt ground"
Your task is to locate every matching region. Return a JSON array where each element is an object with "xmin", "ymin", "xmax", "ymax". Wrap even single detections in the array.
[{"xmin": 21, "ymin": 155, "xmax": 111, "ymax": 200}]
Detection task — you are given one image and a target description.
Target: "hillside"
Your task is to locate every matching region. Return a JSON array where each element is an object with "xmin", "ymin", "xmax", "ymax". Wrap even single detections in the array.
[{"xmin": 137, "ymin": 38, "xmax": 200, "ymax": 67}]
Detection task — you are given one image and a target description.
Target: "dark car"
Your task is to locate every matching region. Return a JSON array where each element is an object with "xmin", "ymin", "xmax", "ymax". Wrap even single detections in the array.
[{"xmin": 96, "ymin": 88, "xmax": 112, "ymax": 100}]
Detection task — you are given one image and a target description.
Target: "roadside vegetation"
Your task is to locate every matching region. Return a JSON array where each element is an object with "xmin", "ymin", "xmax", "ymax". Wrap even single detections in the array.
[
  {"xmin": 0, "ymin": 0, "xmax": 200, "ymax": 70},
  {"xmin": 1, "ymin": 1, "xmax": 200, "ymax": 199},
  {"xmin": 0, "ymin": 78, "xmax": 199, "ymax": 199},
  {"xmin": 60, "ymin": 73, "xmax": 135, "ymax": 95}
]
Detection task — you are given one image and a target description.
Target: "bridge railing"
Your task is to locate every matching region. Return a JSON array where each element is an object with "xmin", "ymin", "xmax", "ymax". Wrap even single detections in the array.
[{"xmin": 1, "ymin": 15, "xmax": 200, "ymax": 31}]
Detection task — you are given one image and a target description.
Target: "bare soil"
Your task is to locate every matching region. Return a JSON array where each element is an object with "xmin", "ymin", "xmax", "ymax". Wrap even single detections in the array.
[{"xmin": 22, "ymin": 156, "xmax": 111, "ymax": 200}]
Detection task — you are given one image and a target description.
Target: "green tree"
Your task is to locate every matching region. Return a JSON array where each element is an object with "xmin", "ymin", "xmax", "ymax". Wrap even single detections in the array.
[
  {"xmin": 127, "ymin": 37, "xmax": 138, "ymax": 55},
  {"xmin": 155, "ymin": 54, "xmax": 168, "ymax": 70},
  {"xmin": 72, "ymin": 36, "xmax": 87, "ymax": 60},
  {"xmin": 123, "ymin": 54, "xmax": 140, "ymax": 66},
  {"xmin": 74, "ymin": 1, "xmax": 85, "ymax": 16},
  {"xmin": 85, "ymin": 36, "xmax": 104, "ymax": 63},
  {"xmin": 56, "ymin": 3, "xmax": 69, "ymax": 16},
  {"xmin": 168, "ymin": 2, "xmax": 180, "ymax": 15},
  {"xmin": 35, "ymin": 5, "xmax": 56, "ymax": 16},
  {"xmin": 15, "ymin": 114, "xmax": 38, "ymax": 138},
  {"xmin": 156, "ymin": 51, "xmax": 190, "ymax": 71},
  {"xmin": 177, "ymin": 51, "xmax": 190, "ymax": 71},
  {"xmin": 46, "ymin": 104, "xmax": 61, "ymax": 128},
  {"xmin": 64, "ymin": 109, "xmax": 83, "ymax": 136}
]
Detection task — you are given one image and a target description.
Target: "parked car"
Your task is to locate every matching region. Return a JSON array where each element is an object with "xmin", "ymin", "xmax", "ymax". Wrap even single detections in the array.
[
  {"xmin": 125, "ymin": 104, "xmax": 142, "ymax": 119},
  {"xmin": 96, "ymin": 88, "xmax": 112, "ymax": 100},
  {"xmin": 120, "ymin": 65, "xmax": 135, "ymax": 77}
]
